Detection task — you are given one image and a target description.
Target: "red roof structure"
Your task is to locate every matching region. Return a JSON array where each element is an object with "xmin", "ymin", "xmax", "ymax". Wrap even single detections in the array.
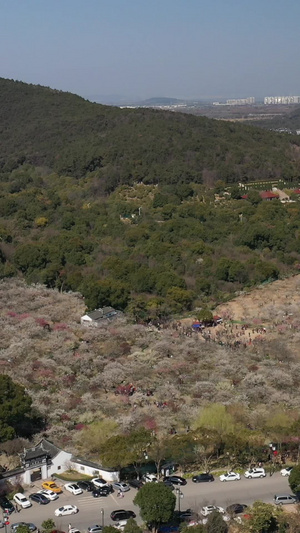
[
  {"xmin": 241, "ymin": 191, "xmax": 279, "ymax": 200},
  {"xmin": 259, "ymin": 191, "xmax": 279, "ymax": 200}
]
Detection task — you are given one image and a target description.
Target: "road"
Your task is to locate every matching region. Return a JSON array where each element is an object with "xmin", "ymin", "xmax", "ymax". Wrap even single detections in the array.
[{"xmin": 8, "ymin": 474, "xmax": 291, "ymax": 531}]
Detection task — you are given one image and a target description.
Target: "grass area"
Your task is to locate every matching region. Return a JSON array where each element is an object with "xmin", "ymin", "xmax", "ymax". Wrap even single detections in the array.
[{"xmin": 53, "ymin": 470, "xmax": 93, "ymax": 481}]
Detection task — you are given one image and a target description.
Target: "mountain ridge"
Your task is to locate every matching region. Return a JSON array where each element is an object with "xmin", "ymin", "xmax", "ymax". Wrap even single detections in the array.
[{"xmin": 1, "ymin": 77, "xmax": 300, "ymax": 188}]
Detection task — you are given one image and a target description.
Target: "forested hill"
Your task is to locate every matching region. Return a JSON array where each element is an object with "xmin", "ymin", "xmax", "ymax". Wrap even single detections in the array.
[{"xmin": 1, "ymin": 77, "xmax": 300, "ymax": 189}]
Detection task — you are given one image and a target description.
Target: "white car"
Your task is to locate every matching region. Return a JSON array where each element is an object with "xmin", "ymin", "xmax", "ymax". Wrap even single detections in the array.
[
  {"xmin": 219, "ymin": 471, "xmax": 241, "ymax": 482},
  {"xmin": 115, "ymin": 521, "xmax": 128, "ymax": 531},
  {"xmin": 13, "ymin": 493, "xmax": 32, "ymax": 509},
  {"xmin": 143, "ymin": 473, "xmax": 157, "ymax": 483},
  {"xmin": 201, "ymin": 505, "xmax": 225, "ymax": 516},
  {"xmin": 244, "ymin": 468, "xmax": 266, "ymax": 479},
  {"xmin": 64, "ymin": 483, "xmax": 83, "ymax": 495},
  {"xmin": 281, "ymin": 467, "xmax": 293, "ymax": 477},
  {"xmin": 92, "ymin": 478, "xmax": 108, "ymax": 488},
  {"xmin": 38, "ymin": 489, "xmax": 58, "ymax": 501},
  {"xmin": 54, "ymin": 505, "xmax": 78, "ymax": 517}
]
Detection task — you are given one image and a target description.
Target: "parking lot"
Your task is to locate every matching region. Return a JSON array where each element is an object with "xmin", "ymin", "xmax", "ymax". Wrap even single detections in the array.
[{"xmin": 6, "ymin": 473, "xmax": 291, "ymax": 532}]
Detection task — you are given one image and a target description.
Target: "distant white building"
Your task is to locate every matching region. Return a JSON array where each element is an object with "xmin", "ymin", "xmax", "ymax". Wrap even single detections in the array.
[
  {"xmin": 264, "ymin": 96, "xmax": 300, "ymax": 105},
  {"xmin": 81, "ymin": 307, "xmax": 121, "ymax": 327},
  {"xmin": 226, "ymin": 97, "xmax": 255, "ymax": 105}
]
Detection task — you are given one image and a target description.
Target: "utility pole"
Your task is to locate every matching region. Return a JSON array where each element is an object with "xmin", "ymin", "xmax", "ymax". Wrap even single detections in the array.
[{"xmin": 175, "ymin": 489, "xmax": 184, "ymax": 514}]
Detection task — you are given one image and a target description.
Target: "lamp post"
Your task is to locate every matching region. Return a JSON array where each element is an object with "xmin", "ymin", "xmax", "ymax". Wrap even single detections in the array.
[
  {"xmin": 175, "ymin": 489, "xmax": 184, "ymax": 514},
  {"xmin": 100, "ymin": 508, "xmax": 104, "ymax": 528}
]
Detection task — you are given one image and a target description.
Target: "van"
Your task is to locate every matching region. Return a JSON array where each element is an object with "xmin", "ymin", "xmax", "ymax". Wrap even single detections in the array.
[
  {"xmin": 274, "ymin": 494, "xmax": 296, "ymax": 505},
  {"xmin": 244, "ymin": 468, "xmax": 266, "ymax": 479}
]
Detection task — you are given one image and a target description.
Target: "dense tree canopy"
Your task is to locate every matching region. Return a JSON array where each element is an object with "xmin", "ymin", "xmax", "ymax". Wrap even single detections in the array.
[
  {"xmin": 133, "ymin": 483, "xmax": 176, "ymax": 533},
  {"xmin": 0, "ymin": 375, "xmax": 33, "ymax": 441},
  {"xmin": 0, "ymin": 79, "xmax": 300, "ymax": 318},
  {"xmin": 0, "ymin": 77, "xmax": 300, "ymax": 188}
]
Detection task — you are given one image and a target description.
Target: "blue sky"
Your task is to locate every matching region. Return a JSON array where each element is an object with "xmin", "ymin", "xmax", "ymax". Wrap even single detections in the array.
[{"xmin": 1, "ymin": 0, "xmax": 300, "ymax": 101}]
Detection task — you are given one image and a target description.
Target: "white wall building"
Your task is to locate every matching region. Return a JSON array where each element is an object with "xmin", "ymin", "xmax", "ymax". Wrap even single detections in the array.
[
  {"xmin": 0, "ymin": 439, "xmax": 120, "ymax": 489},
  {"xmin": 264, "ymin": 96, "xmax": 300, "ymax": 105},
  {"xmin": 226, "ymin": 97, "xmax": 255, "ymax": 105},
  {"xmin": 81, "ymin": 307, "xmax": 120, "ymax": 327}
]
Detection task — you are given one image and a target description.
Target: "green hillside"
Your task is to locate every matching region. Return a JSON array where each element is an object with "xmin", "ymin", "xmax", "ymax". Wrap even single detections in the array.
[
  {"xmin": 1, "ymin": 78, "xmax": 300, "ymax": 188},
  {"xmin": 1, "ymin": 78, "xmax": 300, "ymax": 317}
]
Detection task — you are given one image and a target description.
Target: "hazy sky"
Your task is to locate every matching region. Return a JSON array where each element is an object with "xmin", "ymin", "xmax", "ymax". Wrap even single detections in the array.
[{"xmin": 1, "ymin": 0, "xmax": 300, "ymax": 101}]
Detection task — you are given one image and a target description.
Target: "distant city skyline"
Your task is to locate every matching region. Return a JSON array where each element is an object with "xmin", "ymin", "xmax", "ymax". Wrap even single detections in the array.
[{"xmin": 1, "ymin": 0, "xmax": 300, "ymax": 102}]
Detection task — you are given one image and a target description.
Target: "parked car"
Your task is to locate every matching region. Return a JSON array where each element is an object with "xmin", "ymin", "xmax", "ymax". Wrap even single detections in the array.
[
  {"xmin": 113, "ymin": 482, "xmax": 130, "ymax": 492},
  {"xmin": 274, "ymin": 494, "xmax": 297, "ymax": 505},
  {"xmin": 163, "ymin": 476, "xmax": 187, "ymax": 486},
  {"xmin": 128, "ymin": 479, "xmax": 144, "ymax": 490},
  {"xmin": 29, "ymin": 493, "xmax": 49, "ymax": 505},
  {"xmin": 11, "ymin": 523, "xmax": 37, "ymax": 532},
  {"xmin": 201, "ymin": 506, "xmax": 225, "ymax": 517},
  {"xmin": 0, "ymin": 496, "xmax": 15, "ymax": 514},
  {"xmin": 42, "ymin": 481, "xmax": 63, "ymax": 493},
  {"xmin": 77, "ymin": 481, "xmax": 94, "ymax": 492},
  {"xmin": 54, "ymin": 505, "xmax": 78, "ymax": 517},
  {"xmin": 143, "ymin": 473, "xmax": 157, "ymax": 483},
  {"xmin": 92, "ymin": 487, "xmax": 111, "ymax": 497},
  {"xmin": 174, "ymin": 509, "xmax": 195, "ymax": 521},
  {"xmin": 110, "ymin": 510, "xmax": 136, "ymax": 521},
  {"xmin": 13, "ymin": 493, "xmax": 31, "ymax": 509},
  {"xmin": 114, "ymin": 521, "xmax": 128, "ymax": 531},
  {"xmin": 64, "ymin": 483, "xmax": 83, "ymax": 495},
  {"xmin": 219, "ymin": 472, "xmax": 240, "ymax": 482},
  {"xmin": 192, "ymin": 473, "xmax": 214, "ymax": 483},
  {"xmin": 281, "ymin": 467, "xmax": 293, "ymax": 477},
  {"xmin": 226, "ymin": 504, "xmax": 248, "ymax": 515},
  {"xmin": 162, "ymin": 479, "xmax": 174, "ymax": 490},
  {"xmin": 88, "ymin": 526, "xmax": 103, "ymax": 533},
  {"xmin": 38, "ymin": 489, "xmax": 59, "ymax": 501},
  {"xmin": 92, "ymin": 478, "xmax": 108, "ymax": 488},
  {"xmin": 244, "ymin": 468, "xmax": 266, "ymax": 479}
]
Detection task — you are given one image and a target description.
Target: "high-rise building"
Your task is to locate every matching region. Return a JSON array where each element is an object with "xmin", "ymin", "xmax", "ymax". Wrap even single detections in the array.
[
  {"xmin": 226, "ymin": 97, "xmax": 255, "ymax": 105},
  {"xmin": 264, "ymin": 96, "xmax": 300, "ymax": 104}
]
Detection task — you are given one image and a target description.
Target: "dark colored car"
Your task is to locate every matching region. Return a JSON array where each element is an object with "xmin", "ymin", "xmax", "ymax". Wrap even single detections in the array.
[
  {"xmin": 163, "ymin": 476, "xmax": 187, "ymax": 486},
  {"xmin": 0, "ymin": 496, "xmax": 15, "ymax": 514},
  {"xmin": 11, "ymin": 524, "xmax": 37, "ymax": 532},
  {"xmin": 77, "ymin": 480, "xmax": 94, "ymax": 492},
  {"xmin": 128, "ymin": 479, "xmax": 144, "ymax": 490},
  {"xmin": 192, "ymin": 473, "xmax": 214, "ymax": 483},
  {"xmin": 174, "ymin": 509, "xmax": 195, "ymax": 520},
  {"xmin": 29, "ymin": 493, "xmax": 49, "ymax": 505},
  {"xmin": 92, "ymin": 486, "xmax": 111, "ymax": 498},
  {"xmin": 110, "ymin": 510, "xmax": 136, "ymax": 521},
  {"xmin": 226, "ymin": 504, "xmax": 248, "ymax": 515},
  {"xmin": 162, "ymin": 479, "xmax": 174, "ymax": 490}
]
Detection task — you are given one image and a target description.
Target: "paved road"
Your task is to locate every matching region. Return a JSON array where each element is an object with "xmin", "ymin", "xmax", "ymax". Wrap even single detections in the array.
[{"xmin": 8, "ymin": 474, "xmax": 291, "ymax": 531}]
